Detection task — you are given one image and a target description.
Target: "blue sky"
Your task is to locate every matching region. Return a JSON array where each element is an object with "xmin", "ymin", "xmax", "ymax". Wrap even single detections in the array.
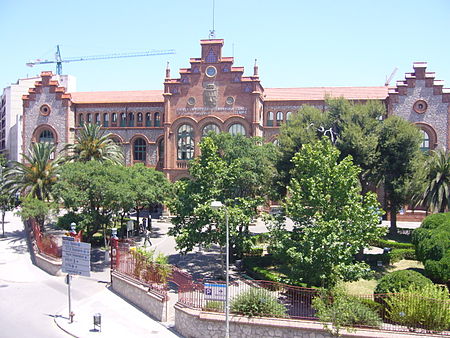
[{"xmin": 1, "ymin": 0, "xmax": 449, "ymax": 92}]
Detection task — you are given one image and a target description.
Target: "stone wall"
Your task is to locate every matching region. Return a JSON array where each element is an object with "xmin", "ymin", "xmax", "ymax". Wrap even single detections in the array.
[
  {"xmin": 111, "ymin": 271, "xmax": 167, "ymax": 322},
  {"xmin": 174, "ymin": 304, "xmax": 419, "ymax": 338},
  {"xmin": 34, "ymin": 252, "xmax": 62, "ymax": 276}
]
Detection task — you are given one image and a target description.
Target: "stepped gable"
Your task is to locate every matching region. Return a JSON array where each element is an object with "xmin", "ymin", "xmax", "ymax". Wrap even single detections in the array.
[
  {"xmin": 388, "ymin": 62, "xmax": 450, "ymax": 103},
  {"xmin": 22, "ymin": 71, "xmax": 71, "ymax": 108}
]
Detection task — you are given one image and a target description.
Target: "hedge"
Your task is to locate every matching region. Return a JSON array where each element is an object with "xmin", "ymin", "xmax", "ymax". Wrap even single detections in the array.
[{"xmin": 374, "ymin": 270, "xmax": 433, "ymax": 294}]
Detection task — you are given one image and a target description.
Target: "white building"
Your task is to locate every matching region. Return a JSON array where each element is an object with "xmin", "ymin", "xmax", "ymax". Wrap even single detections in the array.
[{"xmin": 0, "ymin": 75, "xmax": 76, "ymax": 161}]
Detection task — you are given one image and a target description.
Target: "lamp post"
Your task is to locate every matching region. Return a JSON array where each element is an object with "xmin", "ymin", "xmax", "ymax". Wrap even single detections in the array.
[{"xmin": 210, "ymin": 200, "xmax": 229, "ymax": 338}]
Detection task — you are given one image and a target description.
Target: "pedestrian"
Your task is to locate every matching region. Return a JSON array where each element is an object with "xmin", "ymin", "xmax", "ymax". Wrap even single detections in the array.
[{"xmin": 143, "ymin": 222, "xmax": 152, "ymax": 247}]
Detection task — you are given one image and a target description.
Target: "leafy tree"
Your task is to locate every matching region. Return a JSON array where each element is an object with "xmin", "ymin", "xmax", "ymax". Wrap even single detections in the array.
[
  {"xmin": 16, "ymin": 196, "xmax": 57, "ymax": 230},
  {"xmin": 125, "ymin": 164, "xmax": 172, "ymax": 226},
  {"xmin": 270, "ymin": 139, "xmax": 385, "ymax": 287},
  {"xmin": 0, "ymin": 155, "xmax": 16, "ymax": 237},
  {"xmin": 52, "ymin": 161, "xmax": 128, "ymax": 242},
  {"xmin": 62, "ymin": 123, "xmax": 124, "ymax": 164},
  {"xmin": 4, "ymin": 142, "xmax": 62, "ymax": 201},
  {"xmin": 275, "ymin": 98, "xmax": 385, "ymax": 197},
  {"xmin": 375, "ymin": 116, "xmax": 422, "ymax": 234},
  {"xmin": 169, "ymin": 134, "xmax": 275, "ymax": 260},
  {"xmin": 414, "ymin": 149, "xmax": 450, "ymax": 213}
]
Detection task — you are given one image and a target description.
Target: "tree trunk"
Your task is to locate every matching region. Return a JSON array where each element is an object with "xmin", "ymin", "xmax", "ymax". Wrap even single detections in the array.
[
  {"xmin": 389, "ymin": 209, "xmax": 398, "ymax": 235},
  {"xmin": 219, "ymin": 245, "xmax": 225, "ymax": 279},
  {"xmin": 1, "ymin": 211, "xmax": 5, "ymax": 237}
]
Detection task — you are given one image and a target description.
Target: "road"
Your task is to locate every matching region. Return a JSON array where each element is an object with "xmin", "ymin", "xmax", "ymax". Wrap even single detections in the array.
[{"xmin": 0, "ymin": 210, "xmax": 178, "ymax": 338}]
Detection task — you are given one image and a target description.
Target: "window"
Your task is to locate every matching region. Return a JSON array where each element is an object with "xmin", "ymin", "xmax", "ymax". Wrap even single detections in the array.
[
  {"xmin": 177, "ymin": 124, "xmax": 194, "ymax": 160},
  {"xmin": 39, "ymin": 130, "xmax": 54, "ymax": 143},
  {"xmin": 78, "ymin": 114, "xmax": 84, "ymax": 127},
  {"xmin": 103, "ymin": 113, "xmax": 109, "ymax": 127},
  {"xmin": 276, "ymin": 111, "xmax": 284, "ymax": 126},
  {"xmin": 202, "ymin": 124, "xmax": 220, "ymax": 136},
  {"xmin": 205, "ymin": 48, "xmax": 218, "ymax": 63},
  {"xmin": 120, "ymin": 113, "xmax": 126, "ymax": 127},
  {"xmin": 137, "ymin": 112, "xmax": 143, "ymax": 123},
  {"xmin": 112, "ymin": 113, "xmax": 117, "ymax": 123},
  {"xmin": 95, "ymin": 113, "xmax": 100, "ymax": 125},
  {"xmin": 86, "ymin": 113, "xmax": 92, "ymax": 123},
  {"xmin": 133, "ymin": 138, "xmax": 146, "ymax": 161},
  {"xmin": 128, "ymin": 113, "xmax": 134, "ymax": 127},
  {"xmin": 286, "ymin": 111, "xmax": 292, "ymax": 123},
  {"xmin": 158, "ymin": 139, "xmax": 164, "ymax": 163},
  {"xmin": 267, "ymin": 111, "xmax": 274, "ymax": 126},
  {"xmin": 228, "ymin": 123, "xmax": 245, "ymax": 136},
  {"xmin": 244, "ymin": 84, "xmax": 252, "ymax": 93},
  {"xmin": 154, "ymin": 112, "xmax": 161, "ymax": 127},
  {"xmin": 420, "ymin": 129, "xmax": 430, "ymax": 152},
  {"xmin": 233, "ymin": 75, "xmax": 240, "ymax": 82},
  {"xmin": 145, "ymin": 113, "xmax": 151, "ymax": 127}
]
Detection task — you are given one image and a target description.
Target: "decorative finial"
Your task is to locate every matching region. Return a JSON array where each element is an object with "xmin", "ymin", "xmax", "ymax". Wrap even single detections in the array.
[
  {"xmin": 253, "ymin": 59, "xmax": 259, "ymax": 77},
  {"xmin": 165, "ymin": 61, "xmax": 170, "ymax": 79}
]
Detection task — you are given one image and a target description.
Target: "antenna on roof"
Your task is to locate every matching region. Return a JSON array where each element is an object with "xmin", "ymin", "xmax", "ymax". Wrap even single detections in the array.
[
  {"xmin": 208, "ymin": 0, "xmax": 216, "ymax": 39},
  {"xmin": 385, "ymin": 67, "xmax": 398, "ymax": 86}
]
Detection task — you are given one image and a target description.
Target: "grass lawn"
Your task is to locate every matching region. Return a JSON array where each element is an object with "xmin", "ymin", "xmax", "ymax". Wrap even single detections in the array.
[{"xmin": 344, "ymin": 259, "xmax": 425, "ymax": 296}]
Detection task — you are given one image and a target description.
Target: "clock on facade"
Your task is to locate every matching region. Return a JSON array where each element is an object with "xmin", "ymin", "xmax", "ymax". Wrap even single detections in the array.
[{"xmin": 205, "ymin": 66, "xmax": 217, "ymax": 78}]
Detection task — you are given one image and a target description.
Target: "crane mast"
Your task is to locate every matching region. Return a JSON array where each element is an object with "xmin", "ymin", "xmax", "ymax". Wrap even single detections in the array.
[{"xmin": 27, "ymin": 45, "xmax": 176, "ymax": 75}]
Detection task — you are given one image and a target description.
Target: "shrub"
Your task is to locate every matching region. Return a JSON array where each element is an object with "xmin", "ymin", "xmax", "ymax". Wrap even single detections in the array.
[
  {"xmin": 230, "ymin": 288, "xmax": 286, "ymax": 318},
  {"xmin": 374, "ymin": 270, "xmax": 432, "ymax": 294},
  {"xmin": 388, "ymin": 248, "xmax": 416, "ymax": 263},
  {"xmin": 371, "ymin": 238, "xmax": 414, "ymax": 250},
  {"xmin": 312, "ymin": 286, "xmax": 381, "ymax": 336},
  {"xmin": 385, "ymin": 284, "xmax": 450, "ymax": 332},
  {"xmin": 203, "ymin": 301, "xmax": 224, "ymax": 312},
  {"xmin": 245, "ymin": 246, "xmax": 264, "ymax": 256},
  {"xmin": 412, "ymin": 212, "xmax": 450, "ymax": 283}
]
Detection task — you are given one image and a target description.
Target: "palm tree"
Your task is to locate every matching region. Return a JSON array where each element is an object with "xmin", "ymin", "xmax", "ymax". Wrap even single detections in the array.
[
  {"xmin": 63, "ymin": 123, "xmax": 124, "ymax": 164},
  {"xmin": 416, "ymin": 149, "xmax": 450, "ymax": 213},
  {"xmin": 4, "ymin": 142, "xmax": 61, "ymax": 201}
]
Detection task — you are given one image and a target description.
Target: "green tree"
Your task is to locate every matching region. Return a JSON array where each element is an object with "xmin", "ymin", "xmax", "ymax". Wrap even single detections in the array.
[
  {"xmin": 16, "ymin": 196, "xmax": 57, "ymax": 230},
  {"xmin": 275, "ymin": 98, "xmax": 385, "ymax": 197},
  {"xmin": 62, "ymin": 123, "xmax": 124, "ymax": 164},
  {"xmin": 169, "ymin": 134, "xmax": 275, "ymax": 260},
  {"xmin": 0, "ymin": 155, "xmax": 16, "ymax": 237},
  {"xmin": 4, "ymin": 142, "xmax": 62, "ymax": 201},
  {"xmin": 271, "ymin": 139, "xmax": 385, "ymax": 287},
  {"xmin": 125, "ymin": 163, "xmax": 172, "ymax": 226},
  {"xmin": 415, "ymin": 149, "xmax": 450, "ymax": 213},
  {"xmin": 375, "ymin": 116, "xmax": 422, "ymax": 234},
  {"xmin": 52, "ymin": 161, "xmax": 127, "ymax": 242}
]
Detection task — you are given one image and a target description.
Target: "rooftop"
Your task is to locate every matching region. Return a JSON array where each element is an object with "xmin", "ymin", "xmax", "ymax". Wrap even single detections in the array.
[{"xmin": 71, "ymin": 90, "xmax": 164, "ymax": 103}]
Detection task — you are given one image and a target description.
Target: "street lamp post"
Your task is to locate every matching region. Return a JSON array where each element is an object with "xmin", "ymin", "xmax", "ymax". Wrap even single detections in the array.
[{"xmin": 210, "ymin": 200, "xmax": 229, "ymax": 338}]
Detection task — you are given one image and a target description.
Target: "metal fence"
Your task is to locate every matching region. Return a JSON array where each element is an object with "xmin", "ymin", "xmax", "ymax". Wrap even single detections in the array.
[{"xmin": 178, "ymin": 279, "xmax": 450, "ymax": 335}]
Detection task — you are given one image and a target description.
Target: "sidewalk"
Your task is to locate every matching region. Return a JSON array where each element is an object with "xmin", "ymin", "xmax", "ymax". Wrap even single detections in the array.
[{"xmin": 54, "ymin": 285, "xmax": 180, "ymax": 338}]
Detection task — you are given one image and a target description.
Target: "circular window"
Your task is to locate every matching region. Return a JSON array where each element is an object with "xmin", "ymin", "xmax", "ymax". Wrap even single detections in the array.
[
  {"xmin": 413, "ymin": 100, "xmax": 427, "ymax": 114},
  {"xmin": 205, "ymin": 66, "xmax": 217, "ymax": 78},
  {"xmin": 40, "ymin": 104, "xmax": 51, "ymax": 116},
  {"xmin": 226, "ymin": 96, "xmax": 234, "ymax": 105},
  {"xmin": 187, "ymin": 97, "xmax": 196, "ymax": 106}
]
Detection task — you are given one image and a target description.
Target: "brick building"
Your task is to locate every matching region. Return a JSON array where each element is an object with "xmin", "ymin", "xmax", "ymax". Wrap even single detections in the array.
[{"xmin": 20, "ymin": 39, "xmax": 450, "ymax": 181}]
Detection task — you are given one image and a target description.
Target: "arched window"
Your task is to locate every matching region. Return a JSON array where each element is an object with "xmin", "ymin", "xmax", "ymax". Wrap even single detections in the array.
[
  {"xmin": 177, "ymin": 124, "xmax": 194, "ymax": 160},
  {"xmin": 133, "ymin": 138, "xmax": 146, "ymax": 162},
  {"xmin": 95, "ymin": 113, "xmax": 100, "ymax": 125},
  {"xmin": 202, "ymin": 124, "xmax": 220, "ymax": 136},
  {"xmin": 103, "ymin": 113, "xmax": 109, "ymax": 127},
  {"xmin": 137, "ymin": 112, "xmax": 143, "ymax": 123},
  {"xmin": 86, "ymin": 113, "xmax": 92, "ymax": 124},
  {"xmin": 154, "ymin": 112, "xmax": 161, "ymax": 127},
  {"xmin": 112, "ymin": 113, "xmax": 117, "ymax": 123},
  {"xmin": 267, "ymin": 111, "xmax": 274, "ymax": 126},
  {"xmin": 128, "ymin": 113, "xmax": 134, "ymax": 127},
  {"xmin": 276, "ymin": 111, "xmax": 284, "ymax": 126},
  {"xmin": 420, "ymin": 129, "xmax": 430, "ymax": 152},
  {"xmin": 39, "ymin": 130, "xmax": 54, "ymax": 143},
  {"xmin": 120, "ymin": 113, "xmax": 126, "ymax": 127},
  {"xmin": 286, "ymin": 111, "xmax": 292, "ymax": 123},
  {"xmin": 205, "ymin": 48, "xmax": 218, "ymax": 63},
  {"xmin": 158, "ymin": 139, "xmax": 164, "ymax": 163},
  {"xmin": 145, "ymin": 113, "xmax": 151, "ymax": 127},
  {"xmin": 78, "ymin": 114, "xmax": 84, "ymax": 127},
  {"xmin": 228, "ymin": 123, "xmax": 246, "ymax": 136}
]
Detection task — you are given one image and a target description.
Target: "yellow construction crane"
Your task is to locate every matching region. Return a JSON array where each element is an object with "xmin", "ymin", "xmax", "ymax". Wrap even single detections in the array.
[{"xmin": 26, "ymin": 45, "xmax": 176, "ymax": 75}]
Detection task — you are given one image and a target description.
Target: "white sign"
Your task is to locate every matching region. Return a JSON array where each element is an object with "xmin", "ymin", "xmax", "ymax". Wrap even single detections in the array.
[
  {"xmin": 62, "ymin": 237, "xmax": 91, "ymax": 277},
  {"xmin": 204, "ymin": 283, "xmax": 226, "ymax": 301}
]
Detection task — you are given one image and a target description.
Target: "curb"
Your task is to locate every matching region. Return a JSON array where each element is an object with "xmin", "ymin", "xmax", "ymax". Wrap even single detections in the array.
[{"xmin": 53, "ymin": 313, "xmax": 79, "ymax": 338}]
